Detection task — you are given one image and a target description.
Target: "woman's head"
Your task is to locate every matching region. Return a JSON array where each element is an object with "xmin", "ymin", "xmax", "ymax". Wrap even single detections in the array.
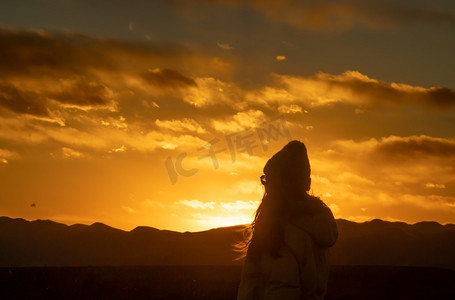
[{"xmin": 262, "ymin": 140, "xmax": 311, "ymax": 196}]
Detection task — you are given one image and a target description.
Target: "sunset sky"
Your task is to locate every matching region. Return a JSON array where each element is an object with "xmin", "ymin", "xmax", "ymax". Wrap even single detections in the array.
[{"xmin": 0, "ymin": 0, "xmax": 454, "ymax": 232}]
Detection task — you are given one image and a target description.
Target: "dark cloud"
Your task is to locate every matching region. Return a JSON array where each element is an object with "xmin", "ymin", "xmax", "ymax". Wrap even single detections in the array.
[
  {"xmin": 375, "ymin": 136, "xmax": 455, "ymax": 159},
  {"xmin": 0, "ymin": 79, "xmax": 115, "ymax": 120},
  {"xmin": 0, "ymin": 28, "xmax": 189, "ymax": 76},
  {"xmin": 332, "ymin": 75, "xmax": 455, "ymax": 109},
  {"xmin": 140, "ymin": 68, "xmax": 197, "ymax": 88},
  {"xmin": 424, "ymin": 87, "xmax": 455, "ymax": 109},
  {"xmin": 50, "ymin": 80, "xmax": 114, "ymax": 107},
  {"xmin": 0, "ymin": 28, "xmax": 201, "ymax": 118},
  {"xmin": 0, "ymin": 83, "xmax": 50, "ymax": 117},
  {"xmin": 0, "ymin": 29, "xmax": 109, "ymax": 75},
  {"xmin": 171, "ymin": 0, "xmax": 455, "ymax": 31}
]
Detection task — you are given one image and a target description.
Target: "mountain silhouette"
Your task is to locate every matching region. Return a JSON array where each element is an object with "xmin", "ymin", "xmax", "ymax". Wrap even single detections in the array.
[{"xmin": 1, "ymin": 216, "xmax": 454, "ymax": 269}]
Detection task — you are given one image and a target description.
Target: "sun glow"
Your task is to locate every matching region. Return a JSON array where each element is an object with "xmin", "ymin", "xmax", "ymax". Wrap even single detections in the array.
[{"xmin": 193, "ymin": 213, "xmax": 255, "ymax": 229}]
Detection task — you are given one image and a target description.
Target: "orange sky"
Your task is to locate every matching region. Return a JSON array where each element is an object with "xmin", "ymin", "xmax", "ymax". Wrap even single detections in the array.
[{"xmin": 0, "ymin": 0, "xmax": 454, "ymax": 232}]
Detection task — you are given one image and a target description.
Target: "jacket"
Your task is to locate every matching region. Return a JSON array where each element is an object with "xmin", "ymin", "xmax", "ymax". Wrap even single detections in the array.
[{"xmin": 237, "ymin": 202, "xmax": 338, "ymax": 300}]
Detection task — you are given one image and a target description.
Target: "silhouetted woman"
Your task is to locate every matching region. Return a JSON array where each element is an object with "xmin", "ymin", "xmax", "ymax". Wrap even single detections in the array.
[{"xmin": 237, "ymin": 140, "xmax": 338, "ymax": 300}]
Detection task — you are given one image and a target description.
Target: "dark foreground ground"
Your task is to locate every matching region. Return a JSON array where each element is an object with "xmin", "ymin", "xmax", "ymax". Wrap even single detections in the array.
[{"xmin": 1, "ymin": 265, "xmax": 454, "ymax": 300}]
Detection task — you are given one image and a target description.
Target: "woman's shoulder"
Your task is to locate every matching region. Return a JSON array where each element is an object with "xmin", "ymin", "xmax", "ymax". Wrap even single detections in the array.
[
  {"xmin": 291, "ymin": 194, "xmax": 327, "ymax": 215},
  {"xmin": 288, "ymin": 195, "xmax": 338, "ymax": 248}
]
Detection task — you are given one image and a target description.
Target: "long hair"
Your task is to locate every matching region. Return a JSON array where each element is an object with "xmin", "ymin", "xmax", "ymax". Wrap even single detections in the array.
[{"xmin": 238, "ymin": 140, "xmax": 324, "ymax": 259}]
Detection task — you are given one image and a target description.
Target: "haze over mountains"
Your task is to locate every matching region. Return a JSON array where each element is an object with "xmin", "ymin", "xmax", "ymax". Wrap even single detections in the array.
[{"xmin": 1, "ymin": 216, "xmax": 455, "ymax": 269}]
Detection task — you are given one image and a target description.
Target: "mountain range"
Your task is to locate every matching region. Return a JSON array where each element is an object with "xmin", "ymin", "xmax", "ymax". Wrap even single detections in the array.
[{"xmin": 1, "ymin": 216, "xmax": 455, "ymax": 269}]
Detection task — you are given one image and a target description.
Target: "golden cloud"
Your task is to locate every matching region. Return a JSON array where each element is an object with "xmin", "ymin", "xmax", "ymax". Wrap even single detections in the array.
[
  {"xmin": 212, "ymin": 109, "xmax": 266, "ymax": 133},
  {"xmin": 275, "ymin": 71, "xmax": 455, "ymax": 109},
  {"xmin": 176, "ymin": 199, "xmax": 216, "ymax": 210},
  {"xmin": 307, "ymin": 135, "xmax": 455, "ymax": 222},
  {"xmin": 182, "ymin": 77, "xmax": 243, "ymax": 107},
  {"xmin": 155, "ymin": 118, "xmax": 205, "ymax": 134},
  {"xmin": 0, "ymin": 148, "xmax": 19, "ymax": 164},
  {"xmin": 61, "ymin": 147, "xmax": 84, "ymax": 159},
  {"xmin": 220, "ymin": 200, "xmax": 260, "ymax": 212}
]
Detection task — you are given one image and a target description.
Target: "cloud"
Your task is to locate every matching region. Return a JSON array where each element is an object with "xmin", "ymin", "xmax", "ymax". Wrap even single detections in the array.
[
  {"xmin": 7, "ymin": 27, "xmax": 447, "ymax": 122},
  {"xmin": 245, "ymin": 86, "xmax": 297, "ymax": 108},
  {"xmin": 110, "ymin": 145, "xmax": 126, "ymax": 153},
  {"xmin": 372, "ymin": 135, "xmax": 455, "ymax": 159},
  {"xmin": 228, "ymin": 180, "xmax": 262, "ymax": 196},
  {"xmin": 0, "ymin": 148, "xmax": 18, "ymax": 158},
  {"xmin": 155, "ymin": 118, "xmax": 205, "ymax": 134},
  {"xmin": 274, "ymin": 71, "xmax": 455, "ymax": 109},
  {"xmin": 0, "ymin": 28, "xmax": 221, "ymax": 152},
  {"xmin": 0, "ymin": 28, "xmax": 189, "ymax": 76},
  {"xmin": 0, "ymin": 115, "xmax": 49, "ymax": 143},
  {"xmin": 62, "ymin": 147, "xmax": 83, "ymax": 159},
  {"xmin": 0, "ymin": 28, "xmax": 199, "ymax": 125},
  {"xmin": 122, "ymin": 205, "xmax": 136, "ymax": 213},
  {"xmin": 176, "ymin": 200, "xmax": 216, "ymax": 209},
  {"xmin": 100, "ymin": 116, "xmax": 128, "ymax": 129},
  {"xmin": 0, "ymin": 82, "xmax": 50, "ymax": 117},
  {"xmin": 277, "ymin": 104, "xmax": 302, "ymax": 114},
  {"xmin": 0, "ymin": 78, "xmax": 116, "ymax": 126},
  {"xmin": 255, "ymin": 0, "xmax": 455, "ymax": 31},
  {"xmin": 0, "ymin": 148, "xmax": 19, "ymax": 163},
  {"xmin": 128, "ymin": 22, "xmax": 135, "ymax": 33},
  {"xmin": 49, "ymin": 79, "xmax": 116, "ymax": 109},
  {"xmin": 328, "ymin": 203, "xmax": 340, "ymax": 214},
  {"xmin": 143, "ymin": 199, "xmax": 165, "ymax": 208},
  {"xmin": 308, "ymin": 134, "xmax": 455, "ymax": 223},
  {"xmin": 400, "ymin": 194, "xmax": 455, "ymax": 211},
  {"xmin": 0, "ymin": 29, "xmax": 110, "ymax": 75},
  {"xmin": 425, "ymin": 183, "xmax": 445, "ymax": 189},
  {"xmin": 217, "ymin": 42, "xmax": 234, "ymax": 50},
  {"xmin": 136, "ymin": 68, "xmax": 455, "ymax": 112},
  {"xmin": 212, "ymin": 109, "xmax": 266, "ymax": 132},
  {"xmin": 182, "ymin": 77, "xmax": 243, "ymax": 107},
  {"xmin": 0, "ymin": 110, "xmax": 207, "ymax": 154},
  {"xmin": 334, "ymin": 136, "xmax": 455, "ymax": 194},
  {"xmin": 178, "ymin": 0, "xmax": 455, "ymax": 31},
  {"xmin": 328, "ymin": 135, "xmax": 455, "ymax": 183},
  {"xmin": 220, "ymin": 200, "xmax": 260, "ymax": 212},
  {"xmin": 140, "ymin": 68, "xmax": 197, "ymax": 88}
]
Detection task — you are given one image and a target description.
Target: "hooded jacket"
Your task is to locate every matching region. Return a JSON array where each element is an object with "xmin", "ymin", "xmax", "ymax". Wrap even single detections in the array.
[{"xmin": 237, "ymin": 201, "xmax": 338, "ymax": 300}]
